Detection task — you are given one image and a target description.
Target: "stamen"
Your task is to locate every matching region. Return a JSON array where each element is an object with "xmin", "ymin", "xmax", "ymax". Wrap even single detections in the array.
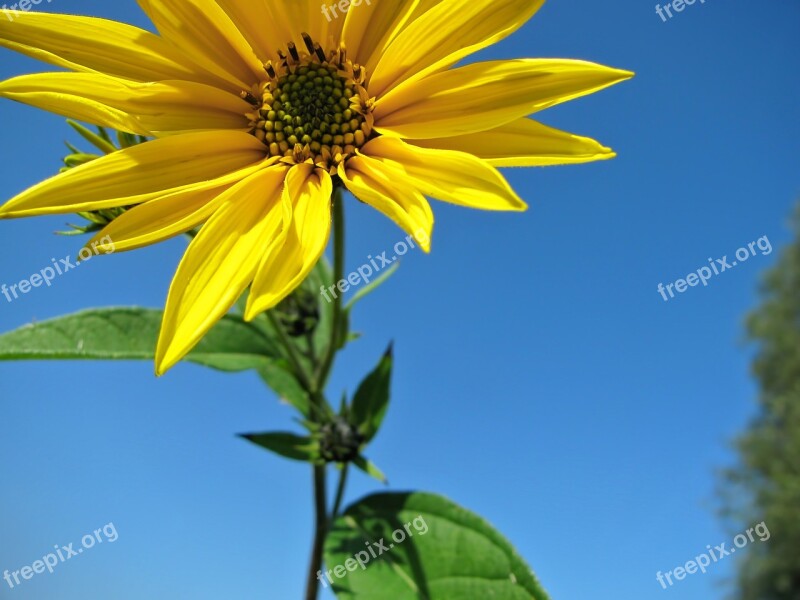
[
  {"xmin": 288, "ymin": 42, "xmax": 300, "ymax": 62},
  {"xmin": 301, "ymin": 32, "xmax": 316, "ymax": 55},
  {"xmin": 240, "ymin": 91, "xmax": 259, "ymax": 106},
  {"xmin": 313, "ymin": 43, "xmax": 326, "ymax": 63}
]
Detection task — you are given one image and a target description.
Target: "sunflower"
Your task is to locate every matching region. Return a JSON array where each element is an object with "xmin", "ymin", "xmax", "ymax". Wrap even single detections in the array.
[{"xmin": 0, "ymin": 0, "xmax": 631, "ymax": 374}]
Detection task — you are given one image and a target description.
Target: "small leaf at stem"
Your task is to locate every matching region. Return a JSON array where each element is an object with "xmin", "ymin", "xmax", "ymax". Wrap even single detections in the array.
[
  {"xmin": 240, "ymin": 432, "xmax": 319, "ymax": 462},
  {"xmin": 350, "ymin": 344, "xmax": 393, "ymax": 442},
  {"xmin": 66, "ymin": 120, "xmax": 117, "ymax": 154},
  {"xmin": 344, "ymin": 261, "xmax": 400, "ymax": 311},
  {"xmin": 352, "ymin": 456, "xmax": 388, "ymax": 484}
]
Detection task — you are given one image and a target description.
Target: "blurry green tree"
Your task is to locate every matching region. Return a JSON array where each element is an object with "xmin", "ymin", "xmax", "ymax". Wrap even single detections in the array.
[{"xmin": 724, "ymin": 204, "xmax": 800, "ymax": 599}]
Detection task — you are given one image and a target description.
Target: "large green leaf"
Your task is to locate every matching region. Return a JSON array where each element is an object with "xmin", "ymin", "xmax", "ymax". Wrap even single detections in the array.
[
  {"xmin": 0, "ymin": 307, "xmax": 281, "ymax": 373},
  {"xmin": 324, "ymin": 492, "xmax": 550, "ymax": 600}
]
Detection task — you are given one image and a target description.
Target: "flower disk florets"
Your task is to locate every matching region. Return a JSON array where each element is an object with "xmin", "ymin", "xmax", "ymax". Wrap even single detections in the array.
[{"xmin": 247, "ymin": 36, "xmax": 374, "ymax": 173}]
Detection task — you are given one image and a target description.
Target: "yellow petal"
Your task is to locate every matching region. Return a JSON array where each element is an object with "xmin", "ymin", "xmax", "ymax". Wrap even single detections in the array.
[
  {"xmin": 369, "ymin": 0, "xmax": 545, "ymax": 98},
  {"xmin": 0, "ymin": 73, "xmax": 251, "ymax": 135},
  {"xmin": 375, "ymin": 59, "xmax": 634, "ymax": 139},
  {"xmin": 268, "ymin": 0, "xmax": 344, "ymax": 57},
  {"xmin": 137, "ymin": 0, "xmax": 265, "ymax": 91},
  {"xmin": 339, "ymin": 155, "xmax": 433, "ymax": 251},
  {"xmin": 361, "ymin": 137, "xmax": 526, "ymax": 211},
  {"xmin": 0, "ymin": 12, "xmax": 220, "ymax": 86},
  {"xmin": 86, "ymin": 184, "xmax": 234, "ymax": 254},
  {"xmin": 156, "ymin": 166, "xmax": 288, "ymax": 375},
  {"xmin": 215, "ymin": 0, "xmax": 345, "ymax": 67},
  {"xmin": 216, "ymin": 0, "xmax": 287, "ymax": 63},
  {"xmin": 343, "ymin": 0, "xmax": 431, "ymax": 72},
  {"xmin": 0, "ymin": 76, "xmax": 147, "ymax": 135},
  {"xmin": 0, "ymin": 131, "xmax": 268, "ymax": 218},
  {"xmin": 245, "ymin": 164, "xmax": 333, "ymax": 319},
  {"xmin": 409, "ymin": 118, "xmax": 617, "ymax": 167}
]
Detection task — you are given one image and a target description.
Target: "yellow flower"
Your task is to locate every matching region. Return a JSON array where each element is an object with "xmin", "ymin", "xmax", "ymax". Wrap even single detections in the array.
[{"xmin": 0, "ymin": 0, "xmax": 631, "ymax": 374}]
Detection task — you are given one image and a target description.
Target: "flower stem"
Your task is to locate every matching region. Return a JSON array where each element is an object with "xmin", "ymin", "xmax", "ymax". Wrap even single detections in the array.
[
  {"xmin": 267, "ymin": 310, "xmax": 313, "ymax": 391},
  {"xmin": 304, "ymin": 186, "xmax": 347, "ymax": 600},
  {"xmin": 331, "ymin": 463, "xmax": 350, "ymax": 522},
  {"xmin": 314, "ymin": 187, "xmax": 345, "ymax": 391},
  {"xmin": 304, "ymin": 464, "xmax": 328, "ymax": 600}
]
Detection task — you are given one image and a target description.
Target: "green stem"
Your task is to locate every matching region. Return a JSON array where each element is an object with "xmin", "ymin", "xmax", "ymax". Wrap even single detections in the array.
[
  {"xmin": 314, "ymin": 187, "xmax": 345, "ymax": 392},
  {"xmin": 304, "ymin": 330, "xmax": 318, "ymax": 367},
  {"xmin": 331, "ymin": 463, "xmax": 350, "ymax": 522},
  {"xmin": 304, "ymin": 464, "xmax": 328, "ymax": 600},
  {"xmin": 304, "ymin": 186, "xmax": 347, "ymax": 600},
  {"xmin": 266, "ymin": 310, "xmax": 313, "ymax": 391}
]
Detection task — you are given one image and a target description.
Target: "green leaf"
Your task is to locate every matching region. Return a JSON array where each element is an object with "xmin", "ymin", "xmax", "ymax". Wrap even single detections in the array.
[
  {"xmin": 233, "ymin": 256, "xmax": 342, "ymax": 377},
  {"xmin": 0, "ymin": 307, "xmax": 281, "ymax": 373},
  {"xmin": 240, "ymin": 432, "xmax": 318, "ymax": 462},
  {"xmin": 63, "ymin": 141, "xmax": 81, "ymax": 154},
  {"xmin": 232, "ymin": 287, "xmax": 329, "ymax": 417},
  {"xmin": 306, "ymin": 256, "xmax": 338, "ymax": 356},
  {"xmin": 66, "ymin": 120, "xmax": 117, "ymax": 154},
  {"xmin": 55, "ymin": 222, "xmax": 105, "ymax": 236},
  {"xmin": 350, "ymin": 345, "xmax": 392, "ymax": 442},
  {"xmin": 345, "ymin": 261, "xmax": 400, "ymax": 311},
  {"xmin": 352, "ymin": 456, "xmax": 387, "ymax": 484},
  {"xmin": 116, "ymin": 130, "xmax": 143, "ymax": 148},
  {"xmin": 256, "ymin": 360, "xmax": 311, "ymax": 418},
  {"xmin": 63, "ymin": 153, "xmax": 102, "ymax": 168},
  {"xmin": 324, "ymin": 492, "xmax": 550, "ymax": 600},
  {"xmin": 336, "ymin": 309, "xmax": 351, "ymax": 350},
  {"xmin": 233, "ymin": 293, "xmax": 284, "ymax": 350},
  {"xmin": 97, "ymin": 126, "xmax": 113, "ymax": 143}
]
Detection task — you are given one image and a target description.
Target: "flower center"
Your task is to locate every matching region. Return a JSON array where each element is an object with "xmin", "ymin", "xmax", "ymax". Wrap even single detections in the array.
[{"xmin": 245, "ymin": 35, "xmax": 374, "ymax": 172}]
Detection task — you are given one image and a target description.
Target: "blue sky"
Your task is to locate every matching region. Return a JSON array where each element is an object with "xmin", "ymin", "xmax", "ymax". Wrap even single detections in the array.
[{"xmin": 0, "ymin": 0, "xmax": 798, "ymax": 598}]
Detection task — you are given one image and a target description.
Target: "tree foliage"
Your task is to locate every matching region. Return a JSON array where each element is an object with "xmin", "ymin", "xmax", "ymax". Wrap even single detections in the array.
[{"xmin": 725, "ymin": 205, "xmax": 800, "ymax": 599}]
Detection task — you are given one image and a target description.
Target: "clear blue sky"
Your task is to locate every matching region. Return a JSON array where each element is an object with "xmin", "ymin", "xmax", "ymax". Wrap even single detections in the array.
[{"xmin": 1, "ymin": 1, "xmax": 798, "ymax": 598}]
